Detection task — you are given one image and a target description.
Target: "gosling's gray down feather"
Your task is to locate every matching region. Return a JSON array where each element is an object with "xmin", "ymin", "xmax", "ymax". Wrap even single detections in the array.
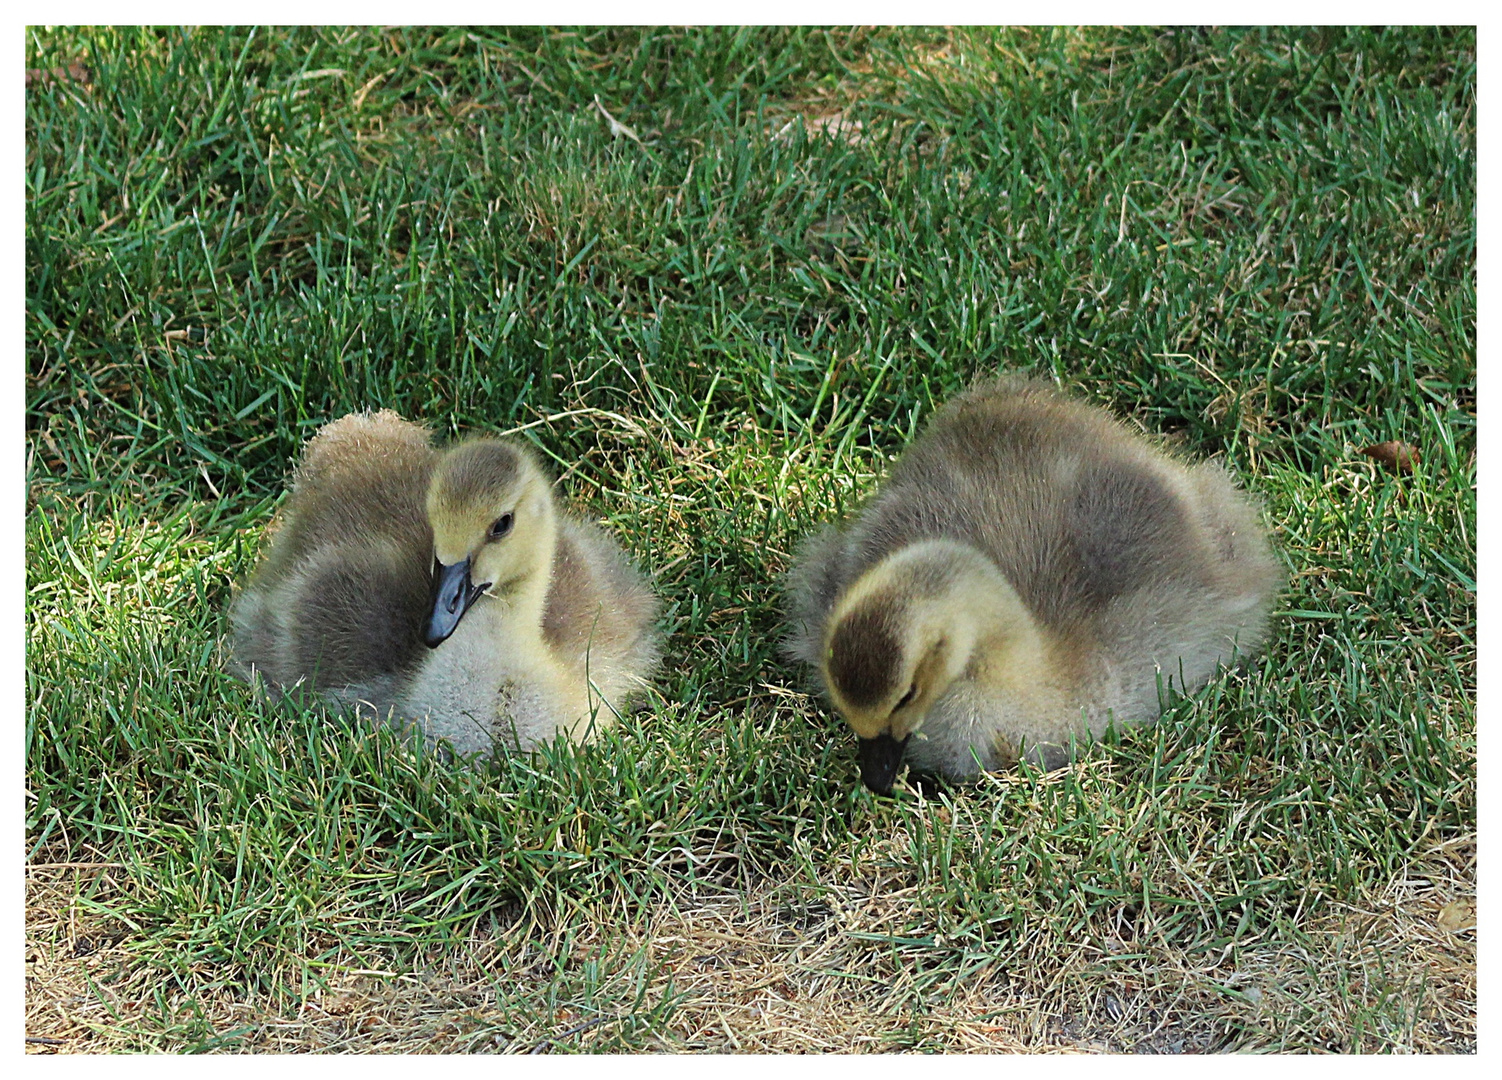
[{"xmin": 229, "ymin": 410, "xmax": 437, "ymax": 717}]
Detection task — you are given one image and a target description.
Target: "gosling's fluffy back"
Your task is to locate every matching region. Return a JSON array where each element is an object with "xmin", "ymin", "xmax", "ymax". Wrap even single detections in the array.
[
  {"xmin": 786, "ymin": 377, "xmax": 1284, "ymax": 686},
  {"xmin": 229, "ymin": 410, "xmax": 437, "ymax": 712}
]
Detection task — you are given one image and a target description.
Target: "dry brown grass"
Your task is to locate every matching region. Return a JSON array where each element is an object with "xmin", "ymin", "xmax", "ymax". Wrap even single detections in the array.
[{"xmin": 27, "ymin": 828, "xmax": 1474, "ymax": 1054}]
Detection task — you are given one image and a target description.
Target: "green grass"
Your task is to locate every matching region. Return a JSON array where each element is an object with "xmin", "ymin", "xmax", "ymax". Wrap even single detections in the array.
[{"xmin": 26, "ymin": 27, "xmax": 1474, "ymax": 1053}]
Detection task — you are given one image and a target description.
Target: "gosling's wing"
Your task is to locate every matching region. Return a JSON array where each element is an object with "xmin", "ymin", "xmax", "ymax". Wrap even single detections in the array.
[
  {"xmin": 1081, "ymin": 460, "xmax": 1285, "ymax": 696},
  {"xmin": 543, "ymin": 515, "xmax": 663, "ymax": 689},
  {"xmin": 849, "ymin": 377, "xmax": 1247, "ymax": 629},
  {"xmin": 240, "ymin": 541, "xmax": 434, "ymax": 699}
]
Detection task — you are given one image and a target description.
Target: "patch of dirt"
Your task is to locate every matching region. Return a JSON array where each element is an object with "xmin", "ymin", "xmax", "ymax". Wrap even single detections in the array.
[{"xmin": 25, "ymin": 850, "xmax": 136, "ymax": 1053}]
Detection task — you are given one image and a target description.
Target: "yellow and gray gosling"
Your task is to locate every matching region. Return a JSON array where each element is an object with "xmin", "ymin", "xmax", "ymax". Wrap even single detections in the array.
[
  {"xmin": 784, "ymin": 377, "xmax": 1284, "ymax": 794},
  {"xmin": 396, "ymin": 438, "xmax": 661, "ymax": 757},
  {"xmin": 230, "ymin": 413, "xmax": 661, "ymax": 758}
]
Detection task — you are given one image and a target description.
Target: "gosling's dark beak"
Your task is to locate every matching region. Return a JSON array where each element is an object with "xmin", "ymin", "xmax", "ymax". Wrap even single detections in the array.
[
  {"xmin": 858, "ymin": 733, "xmax": 910, "ymax": 796},
  {"xmin": 424, "ymin": 556, "xmax": 486, "ymax": 648}
]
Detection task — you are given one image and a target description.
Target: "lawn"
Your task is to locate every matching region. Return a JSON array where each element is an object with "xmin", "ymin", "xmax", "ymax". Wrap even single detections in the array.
[{"xmin": 24, "ymin": 26, "xmax": 1475, "ymax": 1053}]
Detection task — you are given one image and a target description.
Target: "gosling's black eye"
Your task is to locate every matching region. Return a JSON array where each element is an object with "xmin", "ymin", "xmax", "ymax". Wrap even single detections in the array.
[
  {"xmin": 894, "ymin": 683, "xmax": 918, "ymax": 711},
  {"xmin": 489, "ymin": 513, "xmax": 514, "ymax": 540}
]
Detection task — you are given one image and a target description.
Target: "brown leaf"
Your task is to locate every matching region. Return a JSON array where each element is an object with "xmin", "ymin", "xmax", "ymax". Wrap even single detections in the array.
[
  {"xmin": 25, "ymin": 61, "xmax": 91, "ymax": 90},
  {"xmin": 1360, "ymin": 440, "xmax": 1419, "ymax": 474},
  {"xmin": 1436, "ymin": 900, "xmax": 1474, "ymax": 934}
]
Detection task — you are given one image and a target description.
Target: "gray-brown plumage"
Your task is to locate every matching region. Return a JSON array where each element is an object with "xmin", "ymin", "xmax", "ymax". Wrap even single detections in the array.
[
  {"xmin": 784, "ymin": 376, "xmax": 1284, "ymax": 793},
  {"xmin": 229, "ymin": 410, "xmax": 436, "ymax": 717},
  {"xmin": 229, "ymin": 412, "xmax": 662, "ymax": 757}
]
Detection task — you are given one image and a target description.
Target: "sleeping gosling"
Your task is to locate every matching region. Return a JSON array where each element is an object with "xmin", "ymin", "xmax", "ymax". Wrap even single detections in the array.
[
  {"xmin": 230, "ymin": 413, "xmax": 661, "ymax": 759},
  {"xmin": 783, "ymin": 376, "xmax": 1284, "ymax": 794}
]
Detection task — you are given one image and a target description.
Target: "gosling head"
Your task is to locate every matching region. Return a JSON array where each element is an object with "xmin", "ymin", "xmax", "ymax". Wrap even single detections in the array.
[
  {"xmin": 423, "ymin": 439, "xmax": 556, "ymax": 648},
  {"xmin": 821, "ymin": 541, "xmax": 1023, "ymax": 795}
]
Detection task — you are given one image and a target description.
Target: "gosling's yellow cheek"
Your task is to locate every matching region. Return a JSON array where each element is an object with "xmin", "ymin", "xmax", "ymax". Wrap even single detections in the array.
[
  {"xmin": 472, "ymin": 549, "xmax": 507, "ymax": 588},
  {"xmin": 892, "ymin": 709, "xmax": 930, "ymax": 742},
  {"xmin": 839, "ymin": 709, "xmax": 890, "ymax": 742}
]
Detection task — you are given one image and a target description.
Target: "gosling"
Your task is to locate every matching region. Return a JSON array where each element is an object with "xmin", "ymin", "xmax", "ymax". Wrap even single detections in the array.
[
  {"xmin": 784, "ymin": 376, "xmax": 1284, "ymax": 794},
  {"xmin": 394, "ymin": 437, "xmax": 662, "ymax": 757},
  {"xmin": 230, "ymin": 412, "xmax": 661, "ymax": 758}
]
